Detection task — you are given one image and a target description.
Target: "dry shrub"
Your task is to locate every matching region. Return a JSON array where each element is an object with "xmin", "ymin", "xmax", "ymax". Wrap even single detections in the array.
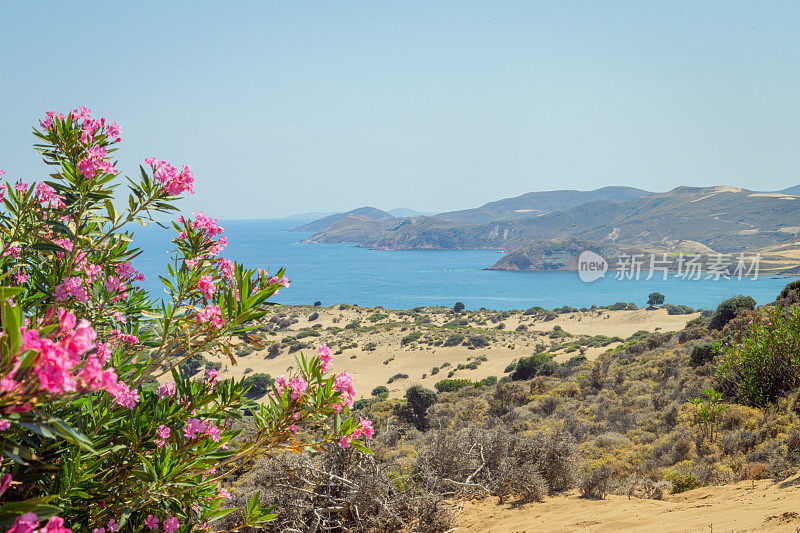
[
  {"xmin": 579, "ymin": 462, "xmax": 615, "ymax": 499},
  {"xmin": 414, "ymin": 426, "xmax": 577, "ymax": 503},
  {"xmin": 219, "ymin": 447, "xmax": 455, "ymax": 532},
  {"xmin": 678, "ymin": 327, "xmax": 710, "ymax": 343}
]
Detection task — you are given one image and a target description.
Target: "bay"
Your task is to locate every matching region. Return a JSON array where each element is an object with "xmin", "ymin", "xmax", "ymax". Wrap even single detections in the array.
[{"xmin": 132, "ymin": 219, "xmax": 795, "ymax": 311}]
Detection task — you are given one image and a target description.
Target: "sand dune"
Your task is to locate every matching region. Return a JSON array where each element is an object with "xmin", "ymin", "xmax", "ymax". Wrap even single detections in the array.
[
  {"xmin": 206, "ymin": 306, "xmax": 699, "ymax": 399},
  {"xmin": 456, "ymin": 476, "xmax": 800, "ymax": 532}
]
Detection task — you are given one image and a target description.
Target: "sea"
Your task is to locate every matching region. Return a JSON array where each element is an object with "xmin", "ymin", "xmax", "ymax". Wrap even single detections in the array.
[{"xmin": 131, "ymin": 219, "xmax": 796, "ymax": 312}]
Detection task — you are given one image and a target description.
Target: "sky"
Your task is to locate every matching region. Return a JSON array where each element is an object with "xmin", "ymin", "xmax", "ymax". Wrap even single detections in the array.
[{"xmin": 2, "ymin": 2, "xmax": 800, "ymax": 219}]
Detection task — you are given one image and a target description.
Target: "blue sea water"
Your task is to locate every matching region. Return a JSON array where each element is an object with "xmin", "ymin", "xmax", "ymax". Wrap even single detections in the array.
[{"xmin": 132, "ymin": 219, "xmax": 795, "ymax": 311}]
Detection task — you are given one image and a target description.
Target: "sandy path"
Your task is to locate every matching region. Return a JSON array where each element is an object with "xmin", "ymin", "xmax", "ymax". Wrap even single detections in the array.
[{"xmin": 456, "ymin": 477, "xmax": 800, "ymax": 532}]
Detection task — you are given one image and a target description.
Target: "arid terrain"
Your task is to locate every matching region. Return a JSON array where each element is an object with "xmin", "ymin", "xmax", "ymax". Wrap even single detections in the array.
[
  {"xmin": 457, "ymin": 476, "xmax": 800, "ymax": 532},
  {"xmin": 212, "ymin": 287, "xmax": 800, "ymax": 532},
  {"xmin": 207, "ymin": 304, "xmax": 699, "ymax": 398}
]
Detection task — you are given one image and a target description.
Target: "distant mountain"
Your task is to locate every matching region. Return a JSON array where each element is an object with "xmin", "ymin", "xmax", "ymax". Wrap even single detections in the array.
[
  {"xmin": 435, "ymin": 186, "xmax": 653, "ymax": 224},
  {"xmin": 387, "ymin": 208, "xmax": 434, "ymax": 217},
  {"xmin": 293, "ymin": 207, "xmax": 395, "ymax": 233},
  {"xmin": 301, "ymin": 185, "xmax": 800, "ymax": 254},
  {"xmin": 776, "ymin": 185, "xmax": 800, "ymax": 195}
]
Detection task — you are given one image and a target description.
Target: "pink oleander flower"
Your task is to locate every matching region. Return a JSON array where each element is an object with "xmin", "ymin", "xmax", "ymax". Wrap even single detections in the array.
[
  {"xmin": 145, "ymin": 158, "xmax": 194, "ymax": 196},
  {"xmin": 208, "ymin": 235, "xmax": 228, "ymax": 256},
  {"xmin": 107, "ymin": 519, "xmax": 118, "ymax": 532},
  {"xmin": 204, "ymin": 420, "xmax": 221, "ymax": 442},
  {"xmin": 317, "ymin": 343, "xmax": 333, "ymax": 372},
  {"xmin": 84, "ymin": 263, "xmax": 102, "ymax": 281},
  {"xmin": 95, "ymin": 342, "xmax": 112, "ymax": 365},
  {"xmin": 0, "ymin": 419, "xmax": 9, "ymax": 431},
  {"xmin": 339, "ymin": 435, "xmax": 353, "ymax": 449},
  {"xmin": 274, "ymin": 375, "xmax": 287, "ymax": 395},
  {"xmin": 0, "ymin": 473, "xmax": 11, "ymax": 496},
  {"xmin": 191, "ymin": 212, "xmax": 225, "ymax": 236},
  {"xmin": 196, "ymin": 275, "xmax": 216, "ymax": 299},
  {"xmin": 103, "ymin": 275, "xmax": 125, "ymax": 293},
  {"xmin": 333, "ymin": 372, "xmax": 356, "ymax": 409},
  {"xmin": 14, "ymin": 270, "xmax": 27, "ymax": 284},
  {"xmin": 53, "ymin": 276, "xmax": 88, "ymax": 303},
  {"xmin": 184, "ymin": 417, "xmax": 207, "ymax": 440},
  {"xmin": 288, "ymin": 377, "xmax": 308, "ymax": 400},
  {"xmin": 40, "ymin": 516, "xmax": 70, "ymax": 533},
  {"xmin": 15, "ymin": 181, "xmax": 29, "ymax": 192},
  {"xmin": 106, "ymin": 120, "xmax": 121, "ymax": 143},
  {"xmin": 163, "ymin": 517, "xmax": 180, "ymax": 533},
  {"xmin": 155, "ymin": 424, "xmax": 171, "ymax": 448},
  {"xmin": 359, "ymin": 417, "xmax": 375, "ymax": 439},
  {"xmin": 7, "ymin": 512, "xmax": 39, "ymax": 533},
  {"xmin": 144, "ymin": 516, "xmax": 159, "ymax": 530},
  {"xmin": 219, "ymin": 258, "xmax": 234, "ymax": 281},
  {"xmin": 206, "ymin": 368, "xmax": 218, "ymax": 384},
  {"xmin": 219, "ymin": 487, "xmax": 231, "ymax": 499},
  {"xmin": 110, "ymin": 382, "xmax": 139, "ymax": 409},
  {"xmin": 196, "ymin": 304, "xmax": 223, "ymax": 329},
  {"xmin": 156, "ymin": 381, "xmax": 177, "ymax": 399}
]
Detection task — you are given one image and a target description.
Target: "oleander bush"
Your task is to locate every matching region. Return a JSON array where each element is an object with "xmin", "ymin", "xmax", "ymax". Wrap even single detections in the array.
[{"xmin": 0, "ymin": 108, "xmax": 371, "ymax": 531}]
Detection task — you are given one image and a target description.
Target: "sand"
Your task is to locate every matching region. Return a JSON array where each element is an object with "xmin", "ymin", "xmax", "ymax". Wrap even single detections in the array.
[
  {"xmin": 455, "ymin": 476, "xmax": 800, "ymax": 532},
  {"xmin": 206, "ymin": 306, "xmax": 699, "ymax": 399}
]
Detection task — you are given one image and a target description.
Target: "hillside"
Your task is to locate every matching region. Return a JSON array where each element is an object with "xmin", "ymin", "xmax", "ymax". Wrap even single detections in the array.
[
  {"xmin": 436, "ymin": 186, "xmax": 652, "ymax": 224},
  {"xmin": 292, "ymin": 206, "xmax": 395, "ymax": 232},
  {"xmin": 301, "ymin": 186, "xmax": 800, "ymax": 258},
  {"xmin": 217, "ymin": 283, "xmax": 800, "ymax": 532}
]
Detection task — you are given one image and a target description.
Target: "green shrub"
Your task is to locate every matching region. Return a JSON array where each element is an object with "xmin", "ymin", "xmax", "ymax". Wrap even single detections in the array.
[
  {"xmin": 178, "ymin": 354, "xmax": 205, "ymax": 376},
  {"xmin": 401, "ymin": 331, "xmax": 423, "ymax": 345},
  {"xmin": 523, "ymin": 306, "xmax": 546, "ymax": 315},
  {"xmin": 434, "ymin": 378, "xmax": 474, "ymax": 393},
  {"xmin": 396, "ymin": 385, "xmax": 437, "ymax": 430},
  {"xmin": 466, "ymin": 335, "xmax": 489, "ymax": 348},
  {"xmin": 387, "ymin": 373, "xmax": 409, "ymax": 384},
  {"xmin": 307, "ymin": 311, "xmax": 320, "ymax": 321},
  {"xmin": 665, "ymin": 471, "xmax": 699, "ymax": 494},
  {"xmin": 242, "ymin": 373, "xmax": 273, "ymax": 399},
  {"xmin": 709, "ymin": 295, "xmax": 756, "ymax": 330},
  {"xmin": 665, "ymin": 304, "xmax": 695, "ymax": 315},
  {"xmin": 716, "ymin": 305, "xmax": 800, "ymax": 406},
  {"xmin": 690, "ymin": 342, "xmax": 718, "ymax": 366},
  {"xmin": 479, "ymin": 376, "xmax": 498, "ymax": 387},
  {"xmin": 512, "ymin": 353, "xmax": 557, "ymax": 380},
  {"xmin": 443, "ymin": 333, "xmax": 465, "ymax": 346},
  {"xmin": 367, "ymin": 312, "xmax": 388, "ymax": 322},
  {"xmin": 371, "ymin": 385, "xmax": 389, "ymax": 399},
  {"xmin": 453, "ymin": 301, "xmax": 465, "ymax": 313}
]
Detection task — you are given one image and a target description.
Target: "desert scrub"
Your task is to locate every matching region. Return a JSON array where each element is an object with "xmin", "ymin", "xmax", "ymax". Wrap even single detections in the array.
[
  {"xmin": 401, "ymin": 331, "xmax": 423, "ymax": 345},
  {"xmin": 387, "ymin": 373, "xmax": 409, "ymax": 384},
  {"xmin": 443, "ymin": 332, "xmax": 465, "ymax": 346}
]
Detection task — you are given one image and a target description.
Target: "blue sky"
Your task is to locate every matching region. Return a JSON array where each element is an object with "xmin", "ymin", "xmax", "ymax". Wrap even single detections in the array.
[{"xmin": 2, "ymin": 2, "xmax": 799, "ymax": 218}]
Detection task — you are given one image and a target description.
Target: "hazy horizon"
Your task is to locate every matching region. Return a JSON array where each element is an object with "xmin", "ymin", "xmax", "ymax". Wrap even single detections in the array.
[{"xmin": 3, "ymin": 2, "xmax": 800, "ymax": 219}]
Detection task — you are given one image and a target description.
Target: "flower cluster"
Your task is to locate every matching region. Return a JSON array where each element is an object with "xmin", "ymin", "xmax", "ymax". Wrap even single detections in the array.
[
  {"xmin": 144, "ymin": 158, "xmax": 194, "ymax": 196},
  {"xmin": 4, "ymin": 310, "xmax": 118, "ymax": 398}
]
